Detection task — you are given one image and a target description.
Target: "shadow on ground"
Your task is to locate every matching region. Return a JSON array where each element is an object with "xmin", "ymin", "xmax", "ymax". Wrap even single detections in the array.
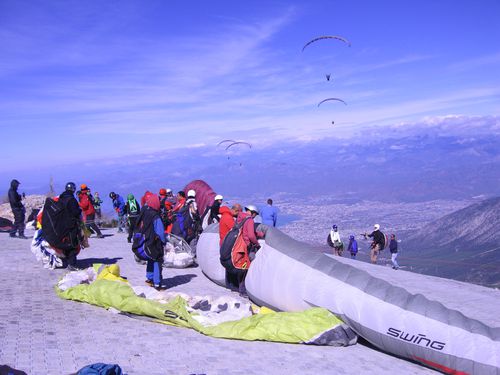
[
  {"xmin": 163, "ymin": 274, "xmax": 197, "ymax": 289},
  {"xmin": 77, "ymin": 257, "xmax": 123, "ymax": 268}
]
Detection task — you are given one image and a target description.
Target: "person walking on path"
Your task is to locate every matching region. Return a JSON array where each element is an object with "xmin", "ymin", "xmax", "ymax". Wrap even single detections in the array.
[
  {"xmin": 8, "ymin": 179, "xmax": 28, "ymax": 239},
  {"xmin": 59, "ymin": 182, "xmax": 85, "ymax": 269},
  {"xmin": 389, "ymin": 234, "xmax": 399, "ymax": 270},
  {"xmin": 125, "ymin": 194, "xmax": 141, "ymax": 243},
  {"xmin": 260, "ymin": 198, "xmax": 278, "ymax": 227},
  {"xmin": 109, "ymin": 192, "xmax": 126, "ymax": 233},
  {"xmin": 78, "ymin": 185, "xmax": 104, "ymax": 238}
]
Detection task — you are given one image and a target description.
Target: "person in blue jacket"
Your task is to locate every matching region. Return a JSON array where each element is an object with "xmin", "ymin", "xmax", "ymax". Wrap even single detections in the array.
[
  {"xmin": 260, "ymin": 198, "xmax": 278, "ymax": 227},
  {"xmin": 109, "ymin": 192, "xmax": 126, "ymax": 233},
  {"xmin": 347, "ymin": 234, "xmax": 358, "ymax": 259}
]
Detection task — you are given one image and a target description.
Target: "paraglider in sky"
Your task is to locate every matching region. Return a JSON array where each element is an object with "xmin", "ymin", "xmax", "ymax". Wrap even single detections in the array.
[
  {"xmin": 326, "ymin": 74, "xmax": 331, "ymax": 81},
  {"xmin": 217, "ymin": 139, "xmax": 236, "ymax": 147},
  {"xmin": 332, "ymin": 121, "xmax": 335, "ymax": 125},
  {"xmin": 317, "ymin": 98, "xmax": 347, "ymax": 107},
  {"xmin": 224, "ymin": 141, "xmax": 252, "ymax": 151},
  {"xmin": 302, "ymin": 35, "xmax": 351, "ymax": 52}
]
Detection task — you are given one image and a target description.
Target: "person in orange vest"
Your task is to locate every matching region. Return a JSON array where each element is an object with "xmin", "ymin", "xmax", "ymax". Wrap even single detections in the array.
[{"xmin": 78, "ymin": 184, "xmax": 104, "ymax": 238}]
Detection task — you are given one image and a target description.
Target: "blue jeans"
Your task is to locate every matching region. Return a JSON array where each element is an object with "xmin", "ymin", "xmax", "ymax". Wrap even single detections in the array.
[{"xmin": 146, "ymin": 260, "xmax": 163, "ymax": 287}]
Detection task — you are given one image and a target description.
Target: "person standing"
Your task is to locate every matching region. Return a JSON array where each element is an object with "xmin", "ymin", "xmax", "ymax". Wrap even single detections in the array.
[
  {"xmin": 389, "ymin": 234, "xmax": 399, "ymax": 270},
  {"xmin": 327, "ymin": 224, "xmax": 344, "ymax": 256},
  {"xmin": 347, "ymin": 235, "xmax": 358, "ymax": 259},
  {"xmin": 260, "ymin": 198, "xmax": 278, "ymax": 227},
  {"xmin": 218, "ymin": 204, "xmax": 241, "ymax": 245},
  {"xmin": 365, "ymin": 224, "xmax": 386, "ymax": 264},
  {"xmin": 109, "ymin": 192, "xmax": 126, "ymax": 233},
  {"xmin": 78, "ymin": 185, "xmax": 104, "ymax": 238},
  {"xmin": 125, "ymin": 194, "xmax": 141, "ymax": 243},
  {"xmin": 8, "ymin": 179, "xmax": 27, "ymax": 239},
  {"xmin": 59, "ymin": 182, "xmax": 85, "ymax": 270},
  {"xmin": 93, "ymin": 192, "xmax": 103, "ymax": 226},
  {"xmin": 135, "ymin": 194, "xmax": 166, "ymax": 290},
  {"xmin": 208, "ymin": 194, "xmax": 224, "ymax": 225}
]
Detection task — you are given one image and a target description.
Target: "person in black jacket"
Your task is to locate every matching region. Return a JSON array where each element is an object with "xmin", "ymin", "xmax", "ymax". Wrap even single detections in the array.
[
  {"xmin": 365, "ymin": 224, "xmax": 385, "ymax": 264},
  {"xmin": 58, "ymin": 182, "xmax": 84, "ymax": 269},
  {"xmin": 8, "ymin": 179, "xmax": 27, "ymax": 239}
]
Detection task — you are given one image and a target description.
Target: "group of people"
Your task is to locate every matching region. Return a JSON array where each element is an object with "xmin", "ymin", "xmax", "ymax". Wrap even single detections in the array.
[{"xmin": 327, "ymin": 223, "xmax": 400, "ymax": 269}]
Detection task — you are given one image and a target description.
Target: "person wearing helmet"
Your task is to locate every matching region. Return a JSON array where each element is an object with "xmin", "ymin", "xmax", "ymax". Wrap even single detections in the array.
[
  {"xmin": 260, "ymin": 198, "xmax": 278, "ymax": 227},
  {"xmin": 347, "ymin": 234, "xmax": 358, "ymax": 259},
  {"xmin": 365, "ymin": 224, "xmax": 385, "ymax": 264},
  {"xmin": 208, "ymin": 194, "xmax": 224, "ymax": 225},
  {"xmin": 233, "ymin": 204, "xmax": 263, "ymax": 296},
  {"xmin": 59, "ymin": 182, "xmax": 84, "ymax": 269},
  {"xmin": 8, "ymin": 179, "xmax": 27, "ymax": 239},
  {"xmin": 327, "ymin": 224, "xmax": 344, "ymax": 256},
  {"xmin": 109, "ymin": 192, "xmax": 126, "ymax": 233},
  {"xmin": 78, "ymin": 185, "xmax": 104, "ymax": 238}
]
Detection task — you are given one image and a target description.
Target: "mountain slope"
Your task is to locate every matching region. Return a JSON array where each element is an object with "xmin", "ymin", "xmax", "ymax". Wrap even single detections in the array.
[{"xmin": 405, "ymin": 197, "xmax": 500, "ymax": 287}]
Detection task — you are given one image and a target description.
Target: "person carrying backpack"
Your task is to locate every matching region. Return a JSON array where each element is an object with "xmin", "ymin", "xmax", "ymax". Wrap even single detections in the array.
[
  {"xmin": 125, "ymin": 193, "xmax": 140, "ymax": 243},
  {"xmin": 327, "ymin": 224, "xmax": 344, "ymax": 256},
  {"xmin": 132, "ymin": 194, "xmax": 166, "ymax": 290},
  {"xmin": 171, "ymin": 190, "xmax": 200, "ymax": 244},
  {"xmin": 45, "ymin": 182, "xmax": 84, "ymax": 270},
  {"xmin": 365, "ymin": 224, "xmax": 386, "ymax": 264},
  {"xmin": 78, "ymin": 184, "xmax": 104, "ymax": 239}
]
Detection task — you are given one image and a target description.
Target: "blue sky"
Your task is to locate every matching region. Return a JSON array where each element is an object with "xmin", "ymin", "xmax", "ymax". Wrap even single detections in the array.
[{"xmin": 1, "ymin": 0, "xmax": 499, "ymax": 170}]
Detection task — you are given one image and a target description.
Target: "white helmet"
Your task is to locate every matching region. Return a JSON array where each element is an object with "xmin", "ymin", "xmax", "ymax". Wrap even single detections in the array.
[
  {"xmin": 214, "ymin": 194, "xmax": 223, "ymax": 201},
  {"xmin": 187, "ymin": 189, "xmax": 196, "ymax": 198},
  {"xmin": 166, "ymin": 188, "xmax": 172, "ymax": 194},
  {"xmin": 374, "ymin": 224, "xmax": 380, "ymax": 230},
  {"xmin": 245, "ymin": 205, "xmax": 259, "ymax": 214}
]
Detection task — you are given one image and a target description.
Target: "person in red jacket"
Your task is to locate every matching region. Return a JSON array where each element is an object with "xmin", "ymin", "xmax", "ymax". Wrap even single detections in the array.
[
  {"xmin": 219, "ymin": 204, "xmax": 241, "ymax": 245},
  {"xmin": 78, "ymin": 184, "xmax": 104, "ymax": 238}
]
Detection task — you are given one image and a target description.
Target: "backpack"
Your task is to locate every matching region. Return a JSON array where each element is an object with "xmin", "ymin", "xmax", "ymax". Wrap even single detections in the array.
[
  {"xmin": 220, "ymin": 217, "xmax": 251, "ymax": 271},
  {"xmin": 131, "ymin": 208, "xmax": 164, "ymax": 261},
  {"xmin": 41, "ymin": 197, "xmax": 80, "ymax": 251},
  {"xmin": 128, "ymin": 199, "xmax": 139, "ymax": 215},
  {"xmin": 171, "ymin": 201, "xmax": 200, "ymax": 243}
]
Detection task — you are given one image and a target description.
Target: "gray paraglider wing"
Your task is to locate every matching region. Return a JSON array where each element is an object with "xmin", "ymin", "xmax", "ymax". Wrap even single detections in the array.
[
  {"xmin": 302, "ymin": 35, "xmax": 351, "ymax": 52},
  {"xmin": 317, "ymin": 98, "xmax": 348, "ymax": 107}
]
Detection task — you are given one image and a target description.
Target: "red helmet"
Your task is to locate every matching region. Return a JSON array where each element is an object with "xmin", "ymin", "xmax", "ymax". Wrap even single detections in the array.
[{"xmin": 159, "ymin": 188, "xmax": 167, "ymax": 196}]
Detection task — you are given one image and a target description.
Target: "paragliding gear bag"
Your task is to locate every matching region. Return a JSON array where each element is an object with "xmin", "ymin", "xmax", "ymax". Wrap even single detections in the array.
[
  {"xmin": 132, "ymin": 208, "xmax": 164, "ymax": 262},
  {"xmin": 41, "ymin": 197, "xmax": 81, "ymax": 252},
  {"xmin": 327, "ymin": 234, "xmax": 344, "ymax": 250},
  {"xmin": 220, "ymin": 217, "xmax": 252, "ymax": 271}
]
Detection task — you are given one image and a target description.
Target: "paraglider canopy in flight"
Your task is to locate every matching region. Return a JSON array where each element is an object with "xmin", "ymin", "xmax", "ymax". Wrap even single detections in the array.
[
  {"xmin": 302, "ymin": 35, "xmax": 351, "ymax": 52},
  {"xmin": 225, "ymin": 141, "xmax": 252, "ymax": 151},
  {"xmin": 317, "ymin": 98, "xmax": 347, "ymax": 107},
  {"xmin": 217, "ymin": 139, "xmax": 236, "ymax": 147}
]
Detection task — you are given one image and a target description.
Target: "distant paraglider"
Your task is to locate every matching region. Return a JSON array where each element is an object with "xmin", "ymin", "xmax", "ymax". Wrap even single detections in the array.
[
  {"xmin": 302, "ymin": 35, "xmax": 351, "ymax": 52},
  {"xmin": 317, "ymin": 98, "xmax": 347, "ymax": 107},
  {"xmin": 217, "ymin": 139, "xmax": 236, "ymax": 147},
  {"xmin": 225, "ymin": 141, "xmax": 252, "ymax": 151},
  {"xmin": 326, "ymin": 74, "xmax": 331, "ymax": 81}
]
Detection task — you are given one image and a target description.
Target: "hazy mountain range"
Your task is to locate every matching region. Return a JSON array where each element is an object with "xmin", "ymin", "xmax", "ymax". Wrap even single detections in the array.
[
  {"xmin": 2, "ymin": 116, "xmax": 500, "ymax": 209},
  {"xmin": 404, "ymin": 196, "xmax": 500, "ymax": 288}
]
